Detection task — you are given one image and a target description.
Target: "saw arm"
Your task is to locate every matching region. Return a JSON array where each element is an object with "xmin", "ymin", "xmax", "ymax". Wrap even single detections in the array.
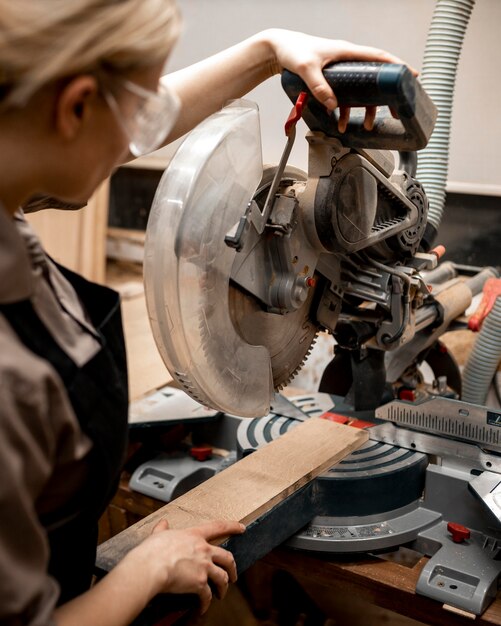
[{"xmin": 144, "ymin": 62, "xmax": 487, "ymax": 418}]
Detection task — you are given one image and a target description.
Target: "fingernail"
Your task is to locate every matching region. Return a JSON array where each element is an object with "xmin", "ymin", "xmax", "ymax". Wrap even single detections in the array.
[
  {"xmin": 239, "ymin": 523, "xmax": 246, "ymax": 531},
  {"xmin": 325, "ymin": 97, "xmax": 337, "ymax": 111}
]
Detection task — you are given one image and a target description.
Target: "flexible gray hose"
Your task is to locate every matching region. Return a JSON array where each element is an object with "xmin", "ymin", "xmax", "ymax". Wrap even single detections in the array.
[
  {"xmin": 416, "ymin": 0, "xmax": 476, "ymax": 232},
  {"xmin": 462, "ymin": 295, "xmax": 501, "ymax": 405},
  {"xmin": 415, "ymin": 0, "xmax": 501, "ymax": 405}
]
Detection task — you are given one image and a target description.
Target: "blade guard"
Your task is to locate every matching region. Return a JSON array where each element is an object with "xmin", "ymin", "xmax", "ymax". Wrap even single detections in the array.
[{"xmin": 144, "ymin": 101, "xmax": 273, "ymax": 417}]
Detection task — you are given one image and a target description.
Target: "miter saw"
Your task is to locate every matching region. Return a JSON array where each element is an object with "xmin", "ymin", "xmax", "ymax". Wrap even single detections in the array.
[
  {"xmin": 145, "ymin": 61, "xmax": 442, "ymax": 415},
  {"xmin": 139, "ymin": 62, "xmax": 501, "ymax": 616}
]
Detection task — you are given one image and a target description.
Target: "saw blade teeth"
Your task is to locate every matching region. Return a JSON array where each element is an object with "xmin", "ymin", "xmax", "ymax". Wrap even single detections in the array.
[{"xmin": 272, "ymin": 330, "xmax": 320, "ymax": 391}]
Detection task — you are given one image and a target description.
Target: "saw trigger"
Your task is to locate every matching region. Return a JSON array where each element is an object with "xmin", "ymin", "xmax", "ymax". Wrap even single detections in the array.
[{"xmin": 285, "ymin": 91, "xmax": 309, "ymax": 136}]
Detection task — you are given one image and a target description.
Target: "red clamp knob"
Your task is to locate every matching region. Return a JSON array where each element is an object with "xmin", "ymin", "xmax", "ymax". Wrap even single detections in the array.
[
  {"xmin": 398, "ymin": 388, "xmax": 416, "ymax": 402},
  {"xmin": 431, "ymin": 244, "xmax": 446, "ymax": 260},
  {"xmin": 190, "ymin": 446, "xmax": 212, "ymax": 462},
  {"xmin": 320, "ymin": 411, "xmax": 350, "ymax": 424},
  {"xmin": 447, "ymin": 522, "xmax": 470, "ymax": 543},
  {"xmin": 468, "ymin": 277, "xmax": 501, "ymax": 332}
]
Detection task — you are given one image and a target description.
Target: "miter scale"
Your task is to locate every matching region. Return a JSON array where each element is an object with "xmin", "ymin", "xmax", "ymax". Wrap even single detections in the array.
[{"xmin": 138, "ymin": 62, "xmax": 501, "ymax": 615}]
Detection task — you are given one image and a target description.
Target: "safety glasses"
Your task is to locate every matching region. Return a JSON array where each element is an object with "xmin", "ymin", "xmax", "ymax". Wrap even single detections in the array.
[{"xmin": 102, "ymin": 76, "xmax": 180, "ymax": 157}]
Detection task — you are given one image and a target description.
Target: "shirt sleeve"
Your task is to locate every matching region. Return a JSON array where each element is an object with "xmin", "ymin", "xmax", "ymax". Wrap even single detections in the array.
[{"xmin": 0, "ymin": 316, "xmax": 91, "ymax": 626}]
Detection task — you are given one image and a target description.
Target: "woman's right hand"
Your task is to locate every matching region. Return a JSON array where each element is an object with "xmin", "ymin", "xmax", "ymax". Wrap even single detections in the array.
[{"xmin": 126, "ymin": 518, "xmax": 245, "ymax": 614}]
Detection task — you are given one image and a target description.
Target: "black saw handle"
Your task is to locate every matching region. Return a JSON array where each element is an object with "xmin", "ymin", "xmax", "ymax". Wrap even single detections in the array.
[{"xmin": 282, "ymin": 62, "xmax": 437, "ymax": 151}]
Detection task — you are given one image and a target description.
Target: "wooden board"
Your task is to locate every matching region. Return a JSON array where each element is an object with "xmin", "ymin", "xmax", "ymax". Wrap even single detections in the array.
[
  {"xmin": 97, "ymin": 417, "xmax": 368, "ymax": 571},
  {"xmin": 120, "ymin": 291, "xmax": 173, "ymax": 401},
  {"xmin": 106, "ymin": 227, "xmax": 146, "ymax": 264},
  {"xmin": 105, "ymin": 261, "xmax": 173, "ymax": 401}
]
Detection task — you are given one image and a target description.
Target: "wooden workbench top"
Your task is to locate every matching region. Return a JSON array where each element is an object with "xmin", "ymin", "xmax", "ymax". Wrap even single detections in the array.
[{"xmin": 264, "ymin": 547, "xmax": 501, "ymax": 626}]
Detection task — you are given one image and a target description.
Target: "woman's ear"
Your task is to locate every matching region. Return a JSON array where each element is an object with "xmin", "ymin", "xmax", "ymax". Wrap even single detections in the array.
[{"xmin": 55, "ymin": 75, "xmax": 99, "ymax": 140}]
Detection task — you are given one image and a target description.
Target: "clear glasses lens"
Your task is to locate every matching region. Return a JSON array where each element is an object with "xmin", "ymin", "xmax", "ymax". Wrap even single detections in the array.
[
  {"xmin": 125, "ymin": 82, "xmax": 180, "ymax": 157},
  {"xmin": 104, "ymin": 79, "xmax": 181, "ymax": 157}
]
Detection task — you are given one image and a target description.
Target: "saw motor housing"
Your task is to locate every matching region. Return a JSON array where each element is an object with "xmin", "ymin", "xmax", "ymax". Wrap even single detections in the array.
[{"xmin": 229, "ymin": 132, "xmax": 430, "ymax": 353}]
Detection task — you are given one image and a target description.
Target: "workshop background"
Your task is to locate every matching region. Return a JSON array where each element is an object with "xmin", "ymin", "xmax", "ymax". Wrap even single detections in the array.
[
  {"xmin": 152, "ymin": 0, "xmax": 500, "ymax": 192},
  {"xmin": 28, "ymin": 0, "xmax": 501, "ymax": 285},
  {"xmin": 26, "ymin": 2, "xmax": 501, "ymax": 625}
]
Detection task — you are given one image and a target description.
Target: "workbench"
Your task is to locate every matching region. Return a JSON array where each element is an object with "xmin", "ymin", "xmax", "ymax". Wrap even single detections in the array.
[
  {"xmin": 102, "ymin": 263, "xmax": 501, "ymax": 626},
  {"xmin": 262, "ymin": 548, "xmax": 501, "ymax": 626}
]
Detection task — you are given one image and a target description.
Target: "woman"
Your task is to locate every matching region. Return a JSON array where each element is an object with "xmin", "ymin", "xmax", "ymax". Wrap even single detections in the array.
[{"xmin": 0, "ymin": 1, "xmax": 407, "ymax": 624}]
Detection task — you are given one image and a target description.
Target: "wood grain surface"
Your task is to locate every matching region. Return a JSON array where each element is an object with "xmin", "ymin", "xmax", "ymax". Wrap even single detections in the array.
[
  {"xmin": 121, "ymin": 292, "xmax": 173, "ymax": 401},
  {"xmin": 27, "ymin": 179, "xmax": 109, "ymax": 284},
  {"xmin": 264, "ymin": 548, "xmax": 501, "ymax": 626},
  {"xmin": 97, "ymin": 417, "xmax": 368, "ymax": 570}
]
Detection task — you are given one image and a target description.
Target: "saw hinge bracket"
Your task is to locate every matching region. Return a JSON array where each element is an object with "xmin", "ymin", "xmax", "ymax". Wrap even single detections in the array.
[{"xmin": 225, "ymin": 92, "xmax": 308, "ymax": 252}]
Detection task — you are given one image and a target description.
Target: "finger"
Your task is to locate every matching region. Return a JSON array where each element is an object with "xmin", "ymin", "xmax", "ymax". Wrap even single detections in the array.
[
  {"xmin": 208, "ymin": 563, "xmax": 230, "ymax": 600},
  {"xmin": 301, "ymin": 65, "xmax": 337, "ymax": 111},
  {"xmin": 337, "ymin": 105, "xmax": 350, "ymax": 133},
  {"xmin": 336, "ymin": 43, "xmax": 419, "ymax": 76},
  {"xmin": 363, "ymin": 105, "xmax": 378, "ymax": 131},
  {"xmin": 195, "ymin": 519, "xmax": 246, "ymax": 541},
  {"xmin": 198, "ymin": 584, "xmax": 213, "ymax": 615},
  {"xmin": 212, "ymin": 546, "xmax": 238, "ymax": 583},
  {"xmin": 152, "ymin": 519, "xmax": 169, "ymax": 534}
]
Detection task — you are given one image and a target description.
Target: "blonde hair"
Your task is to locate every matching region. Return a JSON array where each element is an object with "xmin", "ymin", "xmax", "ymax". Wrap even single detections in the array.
[{"xmin": 0, "ymin": 0, "xmax": 180, "ymax": 107}]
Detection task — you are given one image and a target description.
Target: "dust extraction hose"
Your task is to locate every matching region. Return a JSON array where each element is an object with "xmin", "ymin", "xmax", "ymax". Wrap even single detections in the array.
[
  {"xmin": 416, "ymin": 0, "xmax": 476, "ymax": 237},
  {"xmin": 416, "ymin": 0, "xmax": 501, "ymax": 403},
  {"xmin": 462, "ymin": 295, "xmax": 501, "ymax": 405}
]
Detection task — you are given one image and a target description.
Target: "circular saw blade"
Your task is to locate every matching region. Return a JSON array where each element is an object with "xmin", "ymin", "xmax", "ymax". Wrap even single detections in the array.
[
  {"xmin": 144, "ymin": 100, "xmax": 274, "ymax": 417},
  {"xmin": 229, "ymin": 281, "xmax": 319, "ymax": 390},
  {"xmin": 228, "ymin": 164, "xmax": 319, "ymax": 390}
]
